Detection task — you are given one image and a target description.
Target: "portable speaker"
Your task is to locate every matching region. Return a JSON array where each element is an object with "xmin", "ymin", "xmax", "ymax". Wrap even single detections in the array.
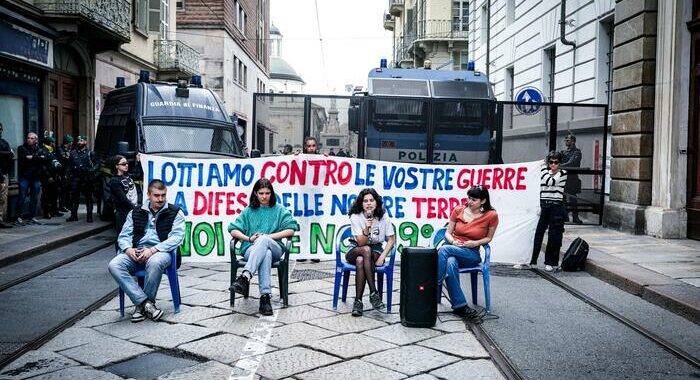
[{"xmin": 400, "ymin": 247, "xmax": 438, "ymax": 327}]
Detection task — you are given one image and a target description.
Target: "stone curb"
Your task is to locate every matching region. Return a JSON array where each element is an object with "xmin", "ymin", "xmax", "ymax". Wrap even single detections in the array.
[
  {"xmin": 0, "ymin": 222, "xmax": 113, "ymax": 268},
  {"xmin": 568, "ymin": 238, "xmax": 700, "ymax": 325}
]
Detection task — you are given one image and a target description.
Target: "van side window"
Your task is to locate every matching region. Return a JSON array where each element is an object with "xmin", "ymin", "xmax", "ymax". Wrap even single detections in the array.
[{"xmin": 96, "ymin": 91, "xmax": 134, "ymax": 156}]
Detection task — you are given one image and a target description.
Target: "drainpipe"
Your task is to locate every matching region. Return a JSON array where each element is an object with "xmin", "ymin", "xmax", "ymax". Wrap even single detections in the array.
[
  {"xmin": 486, "ymin": 0, "xmax": 491, "ymax": 77},
  {"xmin": 559, "ymin": 1, "xmax": 576, "ymax": 48}
]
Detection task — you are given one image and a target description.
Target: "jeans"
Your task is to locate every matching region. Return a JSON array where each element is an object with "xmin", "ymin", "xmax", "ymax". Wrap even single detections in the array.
[
  {"xmin": 16, "ymin": 178, "xmax": 41, "ymax": 218},
  {"xmin": 532, "ymin": 202, "xmax": 566, "ymax": 266},
  {"xmin": 108, "ymin": 251, "xmax": 171, "ymax": 306},
  {"xmin": 243, "ymin": 236, "xmax": 283, "ymax": 295},
  {"xmin": 0, "ymin": 176, "xmax": 8, "ymax": 222},
  {"xmin": 437, "ymin": 244, "xmax": 481, "ymax": 309}
]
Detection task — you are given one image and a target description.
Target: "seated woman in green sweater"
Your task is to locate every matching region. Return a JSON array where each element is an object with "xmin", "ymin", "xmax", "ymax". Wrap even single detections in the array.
[{"xmin": 229, "ymin": 178, "xmax": 298, "ymax": 315}]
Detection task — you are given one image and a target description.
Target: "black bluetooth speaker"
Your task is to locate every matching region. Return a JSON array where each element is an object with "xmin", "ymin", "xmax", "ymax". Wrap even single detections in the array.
[{"xmin": 400, "ymin": 247, "xmax": 438, "ymax": 327}]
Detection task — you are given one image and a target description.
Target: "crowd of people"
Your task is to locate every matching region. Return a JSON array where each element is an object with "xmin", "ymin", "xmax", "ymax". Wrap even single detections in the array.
[{"xmin": 0, "ymin": 125, "xmax": 104, "ymax": 227}]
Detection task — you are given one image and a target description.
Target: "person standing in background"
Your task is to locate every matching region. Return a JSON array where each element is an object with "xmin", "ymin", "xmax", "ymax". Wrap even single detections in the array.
[
  {"xmin": 560, "ymin": 134, "xmax": 582, "ymax": 224},
  {"xmin": 15, "ymin": 132, "xmax": 46, "ymax": 225},
  {"xmin": 40, "ymin": 136, "xmax": 63, "ymax": 219},
  {"xmin": 67, "ymin": 135, "xmax": 98, "ymax": 223},
  {"xmin": 57, "ymin": 135, "xmax": 73, "ymax": 214},
  {"xmin": 0, "ymin": 123, "xmax": 14, "ymax": 228}
]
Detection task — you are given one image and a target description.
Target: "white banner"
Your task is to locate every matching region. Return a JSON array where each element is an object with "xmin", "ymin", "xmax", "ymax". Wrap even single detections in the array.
[{"xmin": 142, "ymin": 154, "xmax": 540, "ymax": 264}]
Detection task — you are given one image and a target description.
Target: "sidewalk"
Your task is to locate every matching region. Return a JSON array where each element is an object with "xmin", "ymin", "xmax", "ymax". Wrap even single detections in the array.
[
  {"xmin": 0, "ymin": 261, "xmax": 502, "ymax": 379},
  {"xmin": 563, "ymin": 225, "xmax": 700, "ymax": 324}
]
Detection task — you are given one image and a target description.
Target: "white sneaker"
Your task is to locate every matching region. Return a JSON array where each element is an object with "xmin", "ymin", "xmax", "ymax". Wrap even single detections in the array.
[
  {"xmin": 513, "ymin": 263, "xmax": 530, "ymax": 269},
  {"xmin": 544, "ymin": 265, "xmax": 555, "ymax": 272}
]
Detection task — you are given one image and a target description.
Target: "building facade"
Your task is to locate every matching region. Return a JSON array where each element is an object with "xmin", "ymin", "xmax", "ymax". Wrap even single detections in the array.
[
  {"xmin": 176, "ymin": 0, "xmax": 270, "ymax": 149},
  {"xmin": 464, "ymin": 0, "xmax": 694, "ymax": 239},
  {"xmin": 385, "ymin": 0, "xmax": 471, "ymax": 70}
]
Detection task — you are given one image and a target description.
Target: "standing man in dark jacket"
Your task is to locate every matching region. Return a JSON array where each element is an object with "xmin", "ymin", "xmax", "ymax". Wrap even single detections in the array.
[
  {"xmin": 108, "ymin": 179, "xmax": 185, "ymax": 322},
  {"xmin": 67, "ymin": 135, "xmax": 98, "ymax": 222},
  {"xmin": 560, "ymin": 134, "xmax": 583, "ymax": 224},
  {"xmin": 16, "ymin": 132, "xmax": 46, "ymax": 225},
  {"xmin": 40, "ymin": 136, "xmax": 63, "ymax": 219},
  {"xmin": 56, "ymin": 135, "xmax": 73, "ymax": 213},
  {"xmin": 0, "ymin": 123, "xmax": 14, "ymax": 228}
]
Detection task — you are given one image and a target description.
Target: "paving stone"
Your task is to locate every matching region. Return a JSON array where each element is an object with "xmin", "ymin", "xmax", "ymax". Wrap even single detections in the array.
[
  {"xmin": 160, "ymin": 305, "xmax": 231, "ymax": 324},
  {"xmin": 297, "ymin": 359, "xmax": 406, "ymax": 380},
  {"xmin": 429, "ymin": 359, "xmax": 504, "ymax": 380},
  {"xmin": 157, "ymin": 284, "xmax": 205, "ymax": 301},
  {"xmin": 178, "ymin": 267, "xmax": 220, "ymax": 278},
  {"xmin": 275, "ymin": 305, "xmax": 337, "ymax": 325},
  {"xmin": 362, "ymin": 323, "xmax": 441, "ymax": 345},
  {"xmin": 289, "ymin": 279, "xmax": 335, "ymax": 293},
  {"xmin": 267, "ymin": 322, "xmax": 338, "ymax": 348},
  {"xmin": 418, "ymin": 333, "xmax": 489, "ymax": 358},
  {"xmin": 0, "ymin": 350, "xmax": 78, "ymax": 379},
  {"xmin": 406, "ymin": 375, "xmax": 439, "ymax": 380},
  {"xmin": 98, "ymin": 297, "xmax": 121, "ymax": 311},
  {"xmin": 157, "ymin": 360, "xmax": 235, "ymax": 380},
  {"xmin": 178, "ymin": 333, "xmax": 249, "ymax": 364},
  {"xmin": 311, "ymin": 300, "xmax": 353, "ymax": 314},
  {"xmin": 288, "ymin": 291, "xmax": 333, "ymax": 306},
  {"xmin": 72, "ymin": 311, "xmax": 122, "ymax": 328},
  {"xmin": 31, "ymin": 366, "xmax": 123, "ymax": 380},
  {"xmin": 176, "ymin": 276, "xmax": 208, "ymax": 288},
  {"xmin": 181, "ymin": 290, "xmax": 230, "ymax": 306},
  {"xmin": 253, "ymin": 346, "xmax": 340, "ymax": 379},
  {"xmin": 185, "ymin": 262, "xmax": 229, "ymax": 271},
  {"xmin": 363, "ymin": 345, "xmax": 460, "ymax": 376},
  {"xmin": 41, "ymin": 328, "xmax": 110, "ymax": 352},
  {"xmin": 191, "ymin": 279, "xmax": 230, "ymax": 292},
  {"xmin": 364, "ymin": 310, "xmax": 402, "ymax": 324},
  {"xmin": 59, "ymin": 335, "xmax": 152, "ymax": 367},
  {"xmin": 309, "ymin": 333, "xmax": 397, "ymax": 359},
  {"xmin": 201, "ymin": 271, "xmax": 233, "ymax": 282},
  {"xmin": 197, "ymin": 312, "xmax": 270, "ymax": 336},
  {"xmin": 213, "ymin": 299, "xmax": 262, "ymax": 315},
  {"xmin": 306, "ymin": 313, "xmax": 388, "ymax": 334},
  {"xmin": 128, "ymin": 323, "xmax": 218, "ymax": 349},
  {"xmin": 432, "ymin": 320, "xmax": 468, "ymax": 333},
  {"xmin": 93, "ymin": 319, "xmax": 158, "ymax": 340}
]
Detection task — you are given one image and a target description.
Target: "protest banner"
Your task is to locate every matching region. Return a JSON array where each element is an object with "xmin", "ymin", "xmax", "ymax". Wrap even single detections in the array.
[{"xmin": 141, "ymin": 154, "xmax": 540, "ymax": 264}]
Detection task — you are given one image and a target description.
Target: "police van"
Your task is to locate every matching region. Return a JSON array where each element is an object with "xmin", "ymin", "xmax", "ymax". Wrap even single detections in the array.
[{"xmin": 94, "ymin": 72, "xmax": 245, "ymax": 220}]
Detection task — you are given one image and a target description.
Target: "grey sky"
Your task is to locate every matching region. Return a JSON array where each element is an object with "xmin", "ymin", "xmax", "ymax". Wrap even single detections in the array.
[{"xmin": 271, "ymin": 0, "xmax": 393, "ymax": 94}]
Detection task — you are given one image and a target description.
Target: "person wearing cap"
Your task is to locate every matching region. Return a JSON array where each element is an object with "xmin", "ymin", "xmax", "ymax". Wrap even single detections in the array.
[
  {"xmin": 560, "ymin": 134, "xmax": 582, "ymax": 224},
  {"xmin": 0, "ymin": 122, "xmax": 14, "ymax": 228},
  {"xmin": 15, "ymin": 132, "xmax": 47, "ymax": 225},
  {"xmin": 57, "ymin": 135, "xmax": 73, "ymax": 213},
  {"xmin": 67, "ymin": 135, "xmax": 98, "ymax": 222},
  {"xmin": 40, "ymin": 136, "xmax": 63, "ymax": 219}
]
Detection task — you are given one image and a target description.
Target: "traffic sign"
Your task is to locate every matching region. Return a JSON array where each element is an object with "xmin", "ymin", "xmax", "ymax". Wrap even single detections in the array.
[{"xmin": 515, "ymin": 87, "xmax": 544, "ymax": 115}]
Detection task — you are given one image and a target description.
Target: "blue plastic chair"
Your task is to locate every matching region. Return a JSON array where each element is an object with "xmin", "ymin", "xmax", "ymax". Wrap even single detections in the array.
[
  {"xmin": 118, "ymin": 249, "xmax": 181, "ymax": 317},
  {"xmin": 332, "ymin": 224, "xmax": 397, "ymax": 313},
  {"xmin": 433, "ymin": 228, "xmax": 492, "ymax": 313}
]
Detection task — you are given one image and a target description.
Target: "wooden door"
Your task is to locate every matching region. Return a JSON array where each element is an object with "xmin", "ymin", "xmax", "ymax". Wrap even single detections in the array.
[
  {"xmin": 687, "ymin": 5, "xmax": 700, "ymax": 239},
  {"xmin": 48, "ymin": 73, "xmax": 78, "ymax": 142}
]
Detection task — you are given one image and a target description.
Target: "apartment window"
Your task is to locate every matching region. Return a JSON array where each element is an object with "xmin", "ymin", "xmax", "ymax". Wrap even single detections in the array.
[
  {"xmin": 238, "ymin": 61, "xmax": 243, "ymax": 85},
  {"xmin": 148, "ymin": 0, "xmax": 160, "ymax": 33},
  {"xmin": 160, "ymin": 0, "xmax": 169, "ymax": 38},
  {"xmin": 598, "ymin": 19, "xmax": 614, "ymax": 109},
  {"xmin": 134, "ymin": 0, "xmax": 148, "ymax": 33},
  {"xmin": 480, "ymin": 5, "xmax": 488, "ymax": 46},
  {"xmin": 452, "ymin": 1, "xmax": 468, "ymax": 32},
  {"xmin": 506, "ymin": 0, "xmax": 515, "ymax": 26},
  {"xmin": 238, "ymin": 3, "xmax": 247, "ymax": 35},
  {"xmin": 257, "ymin": 0, "xmax": 265, "ymax": 61},
  {"xmin": 505, "ymin": 66, "xmax": 514, "ymax": 129},
  {"xmin": 233, "ymin": 56, "xmax": 238, "ymax": 82},
  {"xmin": 543, "ymin": 47, "xmax": 556, "ymax": 101},
  {"xmin": 176, "ymin": 0, "xmax": 184, "ymax": 10},
  {"xmin": 243, "ymin": 66, "xmax": 248, "ymax": 89}
]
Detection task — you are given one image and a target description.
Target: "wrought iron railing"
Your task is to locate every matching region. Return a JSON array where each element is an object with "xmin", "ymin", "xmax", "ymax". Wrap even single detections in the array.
[
  {"xmin": 154, "ymin": 40, "xmax": 201, "ymax": 76},
  {"xmin": 417, "ymin": 19, "xmax": 468, "ymax": 40},
  {"xmin": 34, "ymin": 0, "xmax": 130, "ymax": 40}
]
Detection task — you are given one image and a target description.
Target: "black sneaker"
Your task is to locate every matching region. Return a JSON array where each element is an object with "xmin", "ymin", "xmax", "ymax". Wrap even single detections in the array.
[
  {"xmin": 453, "ymin": 305, "xmax": 486, "ymax": 322},
  {"xmin": 310, "ymin": 259, "xmax": 320, "ymax": 263},
  {"xmin": 259, "ymin": 294, "xmax": 273, "ymax": 316},
  {"xmin": 131, "ymin": 304, "xmax": 145, "ymax": 323},
  {"xmin": 230, "ymin": 274, "xmax": 250, "ymax": 298},
  {"xmin": 297, "ymin": 259, "xmax": 308, "ymax": 262},
  {"xmin": 369, "ymin": 291, "xmax": 385, "ymax": 310},
  {"xmin": 143, "ymin": 300, "xmax": 164, "ymax": 321},
  {"xmin": 351, "ymin": 299, "xmax": 364, "ymax": 317}
]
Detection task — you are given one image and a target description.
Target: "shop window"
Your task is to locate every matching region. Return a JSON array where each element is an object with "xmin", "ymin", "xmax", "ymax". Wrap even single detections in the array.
[{"xmin": 0, "ymin": 95, "xmax": 25, "ymax": 181}]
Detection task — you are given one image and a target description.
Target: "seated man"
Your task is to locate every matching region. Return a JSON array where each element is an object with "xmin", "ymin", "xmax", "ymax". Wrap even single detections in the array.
[{"xmin": 108, "ymin": 179, "xmax": 185, "ymax": 322}]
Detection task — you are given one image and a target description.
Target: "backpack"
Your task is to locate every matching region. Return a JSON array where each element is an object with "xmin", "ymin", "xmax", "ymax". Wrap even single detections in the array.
[{"xmin": 561, "ymin": 237, "xmax": 589, "ymax": 271}]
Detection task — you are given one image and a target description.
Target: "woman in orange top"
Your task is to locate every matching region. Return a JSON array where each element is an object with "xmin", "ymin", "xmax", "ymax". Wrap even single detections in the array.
[{"xmin": 437, "ymin": 185, "xmax": 498, "ymax": 321}]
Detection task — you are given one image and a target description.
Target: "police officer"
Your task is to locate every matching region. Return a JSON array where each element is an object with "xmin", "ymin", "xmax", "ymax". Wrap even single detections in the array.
[
  {"xmin": 57, "ymin": 135, "xmax": 73, "ymax": 213},
  {"xmin": 560, "ymin": 134, "xmax": 583, "ymax": 224},
  {"xmin": 67, "ymin": 135, "xmax": 98, "ymax": 222},
  {"xmin": 40, "ymin": 136, "xmax": 63, "ymax": 219}
]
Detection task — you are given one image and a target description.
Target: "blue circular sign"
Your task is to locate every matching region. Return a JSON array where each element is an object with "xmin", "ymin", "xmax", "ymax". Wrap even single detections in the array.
[{"xmin": 515, "ymin": 87, "xmax": 544, "ymax": 115}]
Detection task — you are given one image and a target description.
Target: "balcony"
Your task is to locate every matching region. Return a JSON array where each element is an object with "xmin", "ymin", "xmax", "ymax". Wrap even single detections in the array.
[
  {"xmin": 155, "ymin": 40, "xmax": 201, "ymax": 78},
  {"xmin": 389, "ymin": 0, "xmax": 404, "ymax": 17},
  {"xmin": 417, "ymin": 19, "xmax": 469, "ymax": 40},
  {"xmin": 383, "ymin": 13, "xmax": 395, "ymax": 31},
  {"xmin": 34, "ymin": 0, "xmax": 130, "ymax": 44}
]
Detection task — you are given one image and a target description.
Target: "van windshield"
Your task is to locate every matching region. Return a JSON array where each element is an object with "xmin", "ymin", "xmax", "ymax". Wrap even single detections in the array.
[
  {"xmin": 144, "ymin": 86, "xmax": 228, "ymax": 121},
  {"xmin": 142, "ymin": 120, "xmax": 243, "ymax": 156}
]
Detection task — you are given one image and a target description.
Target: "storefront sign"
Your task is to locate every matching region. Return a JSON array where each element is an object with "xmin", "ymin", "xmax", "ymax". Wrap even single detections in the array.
[{"xmin": 0, "ymin": 20, "xmax": 53, "ymax": 69}]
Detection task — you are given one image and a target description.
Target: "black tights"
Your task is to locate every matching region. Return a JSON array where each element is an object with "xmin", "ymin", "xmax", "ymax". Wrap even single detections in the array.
[{"xmin": 346, "ymin": 246, "xmax": 380, "ymax": 299}]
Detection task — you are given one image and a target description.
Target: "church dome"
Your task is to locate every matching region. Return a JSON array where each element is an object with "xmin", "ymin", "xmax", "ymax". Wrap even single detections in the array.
[{"xmin": 270, "ymin": 57, "xmax": 305, "ymax": 84}]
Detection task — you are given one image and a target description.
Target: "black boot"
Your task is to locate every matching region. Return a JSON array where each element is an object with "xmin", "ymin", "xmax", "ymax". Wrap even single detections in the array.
[
  {"xmin": 86, "ymin": 213, "xmax": 93, "ymax": 223},
  {"xmin": 230, "ymin": 273, "xmax": 250, "ymax": 298},
  {"xmin": 66, "ymin": 213, "xmax": 78, "ymax": 222},
  {"xmin": 259, "ymin": 294, "xmax": 273, "ymax": 316}
]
